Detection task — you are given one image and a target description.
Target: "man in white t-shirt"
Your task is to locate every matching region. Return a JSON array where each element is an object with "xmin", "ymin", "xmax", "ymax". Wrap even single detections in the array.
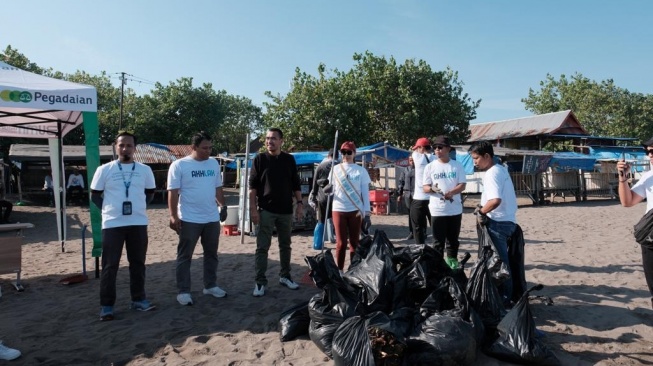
[
  {"xmin": 469, "ymin": 140, "xmax": 518, "ymax": 305},
  {"xmin": 168, "ymin": 131, "xmax": 228, "ymax": 306},
  {"xmin": 617, "ymin": 136, "xmax": 653, "ymax": 309},
  {"xmin": 423, "ymin": 136, "xmax": 467, "ymax": 269},
  {"xmin": 410, "ymin": 137, "xmax": 434, "ymax": 244},
  {"xmin": 91, "ymin": 131, "xmax": 157, "ymax": 321},
  {"xmin": 66, "ymin": 168, "xmax": 85, "ymax": 204}
]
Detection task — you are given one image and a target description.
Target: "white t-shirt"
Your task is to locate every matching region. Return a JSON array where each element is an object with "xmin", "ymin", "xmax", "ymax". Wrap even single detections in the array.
[
  {"xmin": 67, "ymin": 173, "xmax": 85, "ymax": 188},
  {"xmin": 423, "ymin": 159, "xmax": 467, "ymax": 216},
  {"xmin": 90, "ymin": 160, "xmax": 156, "ymax": 229},
  {"xmin": 412, "ymin": 151, "xmax": 435, "ymax": 201},
  {"xmin": 481, "ymin": 164, "xmax": 517, "ymax": 223},
  {"xmin": 331, "ymin": 163, "xmax": 372, "ymax": 214},
  {"xmin": 167, "ymin": 156, "xmax": 223, "ymax": 223},
  {"xmin": 631, "ymin": 168, "xmax": 653, "ymax": 213}
]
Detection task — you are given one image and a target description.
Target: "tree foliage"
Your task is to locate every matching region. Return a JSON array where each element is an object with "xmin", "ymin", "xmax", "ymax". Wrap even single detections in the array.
[
  {"xmin": 522, "ymin": 73, "xmax": 653, "ymax": 141},
  {"xmin": 263, "ymin": 51, "xmax": 479, "ymax": 151}
]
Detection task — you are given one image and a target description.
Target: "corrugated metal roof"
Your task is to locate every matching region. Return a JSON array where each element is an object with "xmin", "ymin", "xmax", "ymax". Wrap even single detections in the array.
[
  {"xmin": 468, "ymin": 110, "xmax": 588, "ymax": 142},
  {"xmin": 9, "ymin": 144, "xmax": 115, "ymax": 161},
  {"xmin": 165, "ymin": 145, "xmax": 193, "ymax": 159},
  {"xmin": 133, "ymin": 144, "xmax": 178, "ymax": 164}
]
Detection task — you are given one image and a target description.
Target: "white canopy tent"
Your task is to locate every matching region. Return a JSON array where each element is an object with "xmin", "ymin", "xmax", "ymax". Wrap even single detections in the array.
[{"xmin": 0, "ymin": 61, "xmax": 101, "ymax": 254}]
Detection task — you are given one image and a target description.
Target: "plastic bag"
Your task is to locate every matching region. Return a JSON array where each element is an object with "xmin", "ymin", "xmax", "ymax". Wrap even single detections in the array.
[
  {"xmin": 332, "ymin": 311, "xmax": 406, "ymax": 366},
  {"xmin": 305, "ymin": 249, "xmax": 350, "ymax": 290},
  {"xmin": 279, "ymin": 301, "xmax": 310, "ymax": 341},
  {"xmin": 466, "ymin": 248, "xmax": 507, "ymax": 333},
  {"xmin": 392, "ymin": 244, "xmax": 453, "ymax": 307},
  {"xmin": 308, "ymin": 286, "xmax": 359, "ymax": 358},
  {"xmin": 313, "ymin": 221, "xmax": 325, "ymax": 250},
  {"xmin": 477, "ymin": 225, "xmax": 510, "ymax": 282},
  {"xmin": 508, "ymin": 224, "xmax": 527, "ymax": 302},
  {"xmin": 404, "ymin": 277, "xmax": 483, "ymax": 365},
  {"xmin": 343, "ymin": 230, "xmax": 396, "ymax": 309},
  {"xmin": 485, "ymin": 284, "xmax": 560, "ymax": 365}
]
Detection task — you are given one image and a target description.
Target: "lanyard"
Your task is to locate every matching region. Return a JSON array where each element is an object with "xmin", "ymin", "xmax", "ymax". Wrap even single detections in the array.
[{"xmin": 117, "ymin": 162, "xmax": 136, "ymax": 198}]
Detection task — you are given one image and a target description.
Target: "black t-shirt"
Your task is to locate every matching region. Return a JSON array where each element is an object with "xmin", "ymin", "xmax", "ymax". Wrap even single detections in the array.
[{"xmin": 249, "ymin": 151, "xmax": 301, "ymax": 214}]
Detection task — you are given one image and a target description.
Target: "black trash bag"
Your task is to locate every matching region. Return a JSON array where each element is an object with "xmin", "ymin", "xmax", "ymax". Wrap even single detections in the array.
[
  {"xmin": 392, "ymin": 244, "xmax": 453, "ymax": 307},
  {"xmin": 332, "ymin": 311, "xmax": 407, "ymax": 366},
  {"xmin": 420, "ymin": 277, "xmax": 485, "ymax": 346},
  {"xmin": 308, "ymin": 286, "xmax": 359, "ymax": 358},
  {"xmin": 351, "ymin": 234, "xmax": 374, "ymax": 268},
  {"xmin": 508, "ymin": 224, "xmax": 527, "ymax": 303},
  {"xmin": 389, "ymin": 307, "xmax": 419, "ymax": 339},
  {"xmin": 485, "ymin": 284, "xmax": 560, "ymax": 365},
  {"xmin": 477, "ymin": 224, "xmax": 510, "ymax": 282},
  {"xmin": 466, "ymin": 248, "xmax": 507, "ymax": 334},
  {"xmin": 305, "ymin": 249, "xmax": 351, "ymax": 290},
  {"xmin": 343, "ymin": 230, "xmax": 396, "ymax": 311},
  {"xmin": 279, "ymin": 300, "xmax": 311, "ymax": 342},
  {"xmin": 403, "ymin": 277, "xmax": 482, "ymax": 365}
]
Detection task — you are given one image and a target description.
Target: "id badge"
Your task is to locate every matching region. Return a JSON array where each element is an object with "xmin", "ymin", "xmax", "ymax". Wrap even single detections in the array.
[{"xmin": 122, "ymin": 201, "xmax": 132, "ymax": 215}]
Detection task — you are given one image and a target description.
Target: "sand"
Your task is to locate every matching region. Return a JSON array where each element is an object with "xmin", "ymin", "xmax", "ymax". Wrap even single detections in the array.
[{"xmin": 1, "ymin": 191, "xmax": 652, "ymax": 365}]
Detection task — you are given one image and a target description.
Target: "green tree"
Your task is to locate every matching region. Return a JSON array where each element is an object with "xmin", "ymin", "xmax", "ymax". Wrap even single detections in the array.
[
  {"xmin": 131, "ymin": 78, "xmax": 228, "ymax": 145},
  {"xmin": 522, "ymin": 73, "xmax": 653, "ymax": 141},
  {"xmin": 263, "ymin": 51, "xmax": 479, "ymax": 150}
]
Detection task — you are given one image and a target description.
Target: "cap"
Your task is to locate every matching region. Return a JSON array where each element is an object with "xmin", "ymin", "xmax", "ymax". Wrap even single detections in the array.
[
  {"xmin": 432, "ymin": 135, "xmax": 451, "ymax": 147},
  {"xmin": 642, "ymin": 137, "xmax": 653, "ymax": 148},
  {"xmin": 412, "ymin": 137, "xmax": 431, "ymax": 150},
  {"xmin": 340, "ymin": 141, "xmax": 356, "ymax": 151}
]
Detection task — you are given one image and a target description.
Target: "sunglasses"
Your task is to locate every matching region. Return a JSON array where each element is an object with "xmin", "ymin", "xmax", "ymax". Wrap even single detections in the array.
[
  {"xmin": 433, "ymin": 145, "xmax": 447, "ymax": 150},
  {"xmin": 647, "ymin": 149, "xmax": 653, "ymax": 156},
  {"xmin": 340, "ymin": 150, "xmax": 354, "ymax": 156}
]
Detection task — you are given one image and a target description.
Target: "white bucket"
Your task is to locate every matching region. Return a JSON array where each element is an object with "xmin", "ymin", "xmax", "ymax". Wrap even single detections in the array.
[{"xmin": 222, "ymin": 205, "xmax": 240, "ymax": 226}]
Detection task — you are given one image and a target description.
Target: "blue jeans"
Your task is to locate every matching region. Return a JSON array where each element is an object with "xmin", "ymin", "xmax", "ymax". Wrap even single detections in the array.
[
  {"xmin": 486, "ymin": 219, "xmax": 517, "ymax": 303},
  {"xmin": 176, "ymin": 221, "xmax": 221, "ymax": 293}
]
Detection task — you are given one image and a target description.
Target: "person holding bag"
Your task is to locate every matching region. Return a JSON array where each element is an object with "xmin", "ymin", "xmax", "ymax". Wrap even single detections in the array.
[
  {"xmin": 617, "ymin": 137, "xmax": 653, "ymax": 308},
  {"xmin": 330, "ymin": 141, "xmax": 372, "ymax": 270}
]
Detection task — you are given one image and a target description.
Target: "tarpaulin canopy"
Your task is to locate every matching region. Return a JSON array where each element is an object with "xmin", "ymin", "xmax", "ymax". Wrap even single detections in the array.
[{"xmin": 0, "ymin": 61, "xmax": 100, "ymax": 254}]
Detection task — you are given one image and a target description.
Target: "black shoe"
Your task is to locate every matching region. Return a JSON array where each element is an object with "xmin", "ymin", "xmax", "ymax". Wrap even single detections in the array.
[{"xmin": 404, "ymin": 233, "xmax": 414, "ymax": 240}]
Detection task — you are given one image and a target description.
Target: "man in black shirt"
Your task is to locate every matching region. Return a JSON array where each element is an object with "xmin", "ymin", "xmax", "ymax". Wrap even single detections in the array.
[{"xmin": 248, "ymin": 128, "xmax": 303, "ymax": 297}]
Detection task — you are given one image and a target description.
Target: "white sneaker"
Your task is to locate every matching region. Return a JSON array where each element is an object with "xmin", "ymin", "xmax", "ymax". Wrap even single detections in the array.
[
  {"xmin": 203, "ymin": 286, "xmax": 227, "ymax": 298},
  {"xmin": 279, "ymin": 277, "xmax": 299, "ymax": 290},
  {"xmin": 176, "ymin": 293, "xmax": 194, "ymax": 306},
  {"xmin": 252, "ymin": 283, "xmax": 266, "ymax": 297},
  {"xmin": 0, "ymin": 341, "xmax": 21, "ymax": 361}
]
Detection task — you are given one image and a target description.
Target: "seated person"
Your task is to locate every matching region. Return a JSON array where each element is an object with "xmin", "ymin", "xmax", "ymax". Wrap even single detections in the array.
[
  {"xmin": 0, "ymin": 199, "xmax": 13, "ymax": 224},
  {"xmin": 43, "ymin": 171, "xmax": 54, "ymax": 206},
  {"xmin": 66, "ymin": 168, "xmax": 85, "ymax": 203}
]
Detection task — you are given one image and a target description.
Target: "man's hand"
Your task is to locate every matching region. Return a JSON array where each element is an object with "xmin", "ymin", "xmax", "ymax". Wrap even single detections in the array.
[
  {"xmin": 250, "ymin": 209, "xmax": 260, "ymax": 225},
  {"xmin": 169, "ymin": 216, "xmax": 182, "ymax": 234},
  {"xmin": 295, "ymin": 204, "xmax": 303, "ymax": 221},
  {"xmin": 323, "ymin": 184, "xmax": 333, "ymax": 194},
  {"xmin": 219, "ymin": 206, "xmax": 228, "ymax": 222},
  {"xmin": 474, "ymin": 205, "xmax": 488, "ymax": 226},
  {"xmin": 617, "ymin": 161, "xmax": 630, "ymax": 178},
  {"xmin": 431, "ymin": 183, "xmax": 443, "ymax": 195}
]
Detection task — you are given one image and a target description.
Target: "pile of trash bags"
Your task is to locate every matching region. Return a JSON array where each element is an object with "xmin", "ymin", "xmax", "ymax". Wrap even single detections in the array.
[{"xmin": 279, "ymin": 229, "xmax": 560, "ymax": 365}]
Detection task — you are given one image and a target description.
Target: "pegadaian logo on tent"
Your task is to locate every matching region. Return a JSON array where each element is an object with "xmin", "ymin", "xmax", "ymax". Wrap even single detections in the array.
[
  {"xmin": 0, "ymin": 90, "xmax": 32, "ymax": 103},
  {"xmin": 0, "ymin": 90, "xmax": 93, "ymax": 105}
]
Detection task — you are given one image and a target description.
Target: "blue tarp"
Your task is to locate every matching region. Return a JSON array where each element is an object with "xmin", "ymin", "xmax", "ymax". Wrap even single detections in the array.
[
  {"xmin": 548, "ymin": 152, "xmax": 596, "ymax": 171},
  {"xmin": 588, "ymin": 146, "xmax": 646, "ymax": 161}
]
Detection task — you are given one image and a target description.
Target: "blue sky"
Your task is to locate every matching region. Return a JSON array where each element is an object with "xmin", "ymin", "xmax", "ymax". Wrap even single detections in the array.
[{"xmin": 2, "ymin": 0, "xmax": 651, "ymax": 124}]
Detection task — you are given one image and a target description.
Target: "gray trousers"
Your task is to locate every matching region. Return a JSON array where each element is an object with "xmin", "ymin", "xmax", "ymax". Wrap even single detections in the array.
[
  {"xmin": 176, "ymin": 221, "xmax": 221, "ymax": 294},
  {"xmin": 255, "ymin": 209, "xmax": 293, "ymax": 286}
]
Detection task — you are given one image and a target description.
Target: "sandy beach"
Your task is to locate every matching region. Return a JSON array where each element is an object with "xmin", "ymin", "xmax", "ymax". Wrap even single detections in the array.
[{"xmin": 1, "ymin": 191, "xmax": 652, "ymax": 365}]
